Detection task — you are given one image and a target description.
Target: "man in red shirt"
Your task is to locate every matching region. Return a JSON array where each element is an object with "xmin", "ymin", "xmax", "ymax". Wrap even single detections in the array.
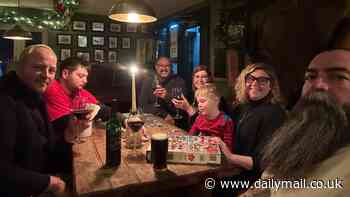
[
  {"xmin": 43, "ymin": 57, "xmax": 100, "ymax": 173},
  {"xmin": 44, "ymin": 57, "xmax": 97, "ymax": 122}
]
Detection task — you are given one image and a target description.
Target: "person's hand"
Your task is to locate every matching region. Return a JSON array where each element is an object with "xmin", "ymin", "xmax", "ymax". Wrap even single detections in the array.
[
  {"xmin": 164, "ymin": 114, "xmax": 175, "ymax": 125},
  {"xmin": 172, "ymin": 94, "xmax": 189, "ymax": 110},
  {"xmin": 217, "ymin": 137, "xmax": 232, "ymax": 158},
  {"xmin": 153, "ymin": 85, "xmax": 167, "ymax": 99},
  {"xmin": 47, "ymin": 176, "xmax": 66, "ymax": 197},
  {"xmin": 64, "ymin": 116, "xmax": 91, "ymax": 143}
]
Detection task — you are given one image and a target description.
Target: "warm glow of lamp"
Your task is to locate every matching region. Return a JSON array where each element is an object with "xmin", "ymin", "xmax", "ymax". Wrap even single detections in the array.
[
  {"xmin": 109, "ymin": 0, "xmax": 157, "ymax": 23},
  {"xmin": 2, "ymin": 0, "xmax": 32, "ymax": 40},
  {"xmin": 3, "ymin": 24, "xmax": 32, "ymax": 40}
]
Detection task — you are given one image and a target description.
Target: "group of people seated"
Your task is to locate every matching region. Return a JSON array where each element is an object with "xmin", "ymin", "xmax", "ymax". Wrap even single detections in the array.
[{"xmin": 1, "ymin": 39, "xmax": 350, "ymax": 197}]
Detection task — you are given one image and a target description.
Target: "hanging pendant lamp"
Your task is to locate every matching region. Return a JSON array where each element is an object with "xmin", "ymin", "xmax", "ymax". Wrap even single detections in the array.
[
  {"xmin": 109, "ymin": 0, "xmax": 157, "ymax": 23},
  {"xmin": 3, "ymin": 24, "xmax": 32, "ymax": 40}
]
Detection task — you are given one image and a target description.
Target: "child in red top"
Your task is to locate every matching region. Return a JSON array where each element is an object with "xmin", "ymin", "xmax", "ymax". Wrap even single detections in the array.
[{"xmin": 189, "ymin": 84, "xmax": 234, "ymax": 151}]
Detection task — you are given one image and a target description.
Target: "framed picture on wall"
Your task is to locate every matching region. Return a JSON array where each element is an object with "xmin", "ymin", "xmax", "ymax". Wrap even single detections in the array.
[
  {"xmin": 122, "ymin": 37, "xmax": 131, "ymax": 49},
  {"xmin": 110, "ymin": 23, "xmax": 121, "ymax": 32},
  {"xmin": 77, "ymin": 35, "xmax": 88, "ymax": 48},
  {"xmin": 141, "ymin": 25, "xmax": 147, "ymax": 33},
  {"xmin": 60, "ymin": 49, "xmax": 71, "ymax": 61},
  {"xmin": 109, "ymin": 37, "xmax": 118, "ymax": 49},
  {"xmin": 77, "ymin": 51, "xmax": 90, "ymax": 62},
  {"xmin": 92, "ymin": 22, "xmax": 104, "ymax": 32},
  {"xmin": 94, "ymin": 49, "xmax": 104, "ymax": 62},
  {"xmin": 126, "ymin": 24, "xmax": 137, "ymax": 32},
  {"xmin": 57, "ymin": 35, "xmax": 71, "ymax": 45},
  {"xmin": 72, "ymin": 21, "xmax": 86, "ymax": 31},
  {"xmin": 92, "ymin": 36, "xmax": 104, "ymax": 46},
  {"xmin": 108, "ymin": 51, "xmax": 117, "ymax": 63}
]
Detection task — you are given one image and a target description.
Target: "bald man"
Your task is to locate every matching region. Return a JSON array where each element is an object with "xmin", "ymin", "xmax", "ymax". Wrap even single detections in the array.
[
  {"xmin": 139, "ymin": 57, "xmax": 187, "ymax": 126},
  {"xmin": 0, "ymin": 45, "xmax": 67, "ymax": 197}
]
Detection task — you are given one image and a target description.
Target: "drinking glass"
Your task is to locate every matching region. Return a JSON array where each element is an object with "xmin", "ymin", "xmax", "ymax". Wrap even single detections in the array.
[
  {"xmin": 153, "ymin": 77, "xmax": 161, "ymax": 108},
  {"xmin": 127, "ymin": 112, "xmax": 145, "ymax": 158},
  {"xmin": 71, "ymin": 97, "xmax": 89, "ymax": 143},
  {"xmin": 172, "ymin": 87, "xmax": 183, "ymax": 120}
]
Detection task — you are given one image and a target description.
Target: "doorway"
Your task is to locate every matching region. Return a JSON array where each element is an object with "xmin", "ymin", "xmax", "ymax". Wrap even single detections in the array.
[{"xmin": 185, "ymin": 26, "xmax": 200, "ymax": 70}]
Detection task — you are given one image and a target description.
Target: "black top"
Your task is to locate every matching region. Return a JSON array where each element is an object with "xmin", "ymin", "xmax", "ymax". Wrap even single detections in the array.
[
  {"xmin": 234, "ymin": 100, "xmax": 286, "ymax": 182},
  {"xmin": 0, "ymin": 72, "xmax": 64, "ymax": 197},
  {"xmin": 139, "ymin": 73, "xmax": 187, "ymax": 118}
]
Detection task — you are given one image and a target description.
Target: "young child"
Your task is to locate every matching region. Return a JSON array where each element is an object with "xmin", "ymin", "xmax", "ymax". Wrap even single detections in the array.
[{"xmin": 189, "ymin": 84, "xmax": 234, "ymax": 151}]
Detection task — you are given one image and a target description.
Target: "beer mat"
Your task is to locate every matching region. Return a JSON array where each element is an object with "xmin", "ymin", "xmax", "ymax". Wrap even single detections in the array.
[{"xmin": 146, "ymin": 135, "xmax": 221, "ymax": 165}]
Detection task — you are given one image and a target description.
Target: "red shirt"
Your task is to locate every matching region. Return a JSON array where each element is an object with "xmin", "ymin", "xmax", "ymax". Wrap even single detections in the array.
[
  {"xmin": 189, "ymin": 112, "xmax": 234, "ymax": 151},
  {"xmin": 44, "ymin": 79, "xmax": 97, "ymax": 122}
]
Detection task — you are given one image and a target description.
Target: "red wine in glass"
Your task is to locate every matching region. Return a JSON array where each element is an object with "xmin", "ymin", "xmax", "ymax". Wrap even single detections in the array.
[{"xmin": 128, "ymin": 116, "xmax": 145, "ymax": 133}]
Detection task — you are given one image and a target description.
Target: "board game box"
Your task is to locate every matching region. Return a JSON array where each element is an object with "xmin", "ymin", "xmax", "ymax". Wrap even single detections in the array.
[{"xmin": 146, "ymin": 135, "xmax": 221, "ymax": 165}]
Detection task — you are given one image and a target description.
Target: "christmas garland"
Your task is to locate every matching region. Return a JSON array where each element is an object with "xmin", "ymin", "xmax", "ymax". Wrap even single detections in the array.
[{"xmin": 0, "ymin": 0, "xmax": 79, "ymax": 30}]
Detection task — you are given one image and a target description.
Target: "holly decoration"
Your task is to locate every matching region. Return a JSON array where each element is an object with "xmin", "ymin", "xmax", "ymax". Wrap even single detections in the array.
[{"xmin": 0, "ymin": 0, "xmax": 79, "ymax": 30}]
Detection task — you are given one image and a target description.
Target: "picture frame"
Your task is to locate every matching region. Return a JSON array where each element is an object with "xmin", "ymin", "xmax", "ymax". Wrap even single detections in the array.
[
  {"xmin": 108, "ymin": 51, "xmax": 117, "ymax": 63},
  {"xmin": 126, "ymin": 24, "xmax": 137, "ymax": 32},
  {"xmin": 109, "ymin": 37, "xmax": 118, "ymax": 49},
  {"xmin": 92, "ymin": 36, "xmax": 104, "ymax": 46},
  {"xmin": 141, "ymin": 24, "xmax": 147, "ymax": 33},
  {"xmin": 94, "ymin": 49, "xmax": 104, "ymax": 62},
  {"xmin": 110, "ymin": 23, "xmax": 121, "ymax": 32},
  {"xmin": 72, "ymin": 21, "xmax": 86, "ymax": 31},
  {"xmin": 57, "ymin": 34, "xmax": 71, "ymax": 45},
  {"xmin": 77, "ymin": 51, "xmax": 90, "ymax": 62},
  {"xmin": 77, "ymin": 35, "xmax": 88, "ymax": 48},
  {"xmin": 122, "ymin": 37, "xmax": 131, "ymax": 49},
  {"xmin": 60, "ymin": 48, "xmax": 71, "ymax": 61},
  {"xmin": 92, "ymin": 22, "xmax": 104, "ymax": 32}
]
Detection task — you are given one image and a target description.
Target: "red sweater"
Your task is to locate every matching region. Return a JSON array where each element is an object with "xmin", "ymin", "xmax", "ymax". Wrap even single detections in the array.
[
  {"xmin": 189, "ymin": 112, "xmax": 234, "ymax": 151},
  {"xmin": 43, "ymin": 80, "xmax": 97, "ymax": 122}
]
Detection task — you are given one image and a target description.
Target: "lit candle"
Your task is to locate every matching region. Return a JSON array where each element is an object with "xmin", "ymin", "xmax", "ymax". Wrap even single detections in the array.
[{"xmin": 130, "ymin": 66, "xmax": 138, "ymax": 114}]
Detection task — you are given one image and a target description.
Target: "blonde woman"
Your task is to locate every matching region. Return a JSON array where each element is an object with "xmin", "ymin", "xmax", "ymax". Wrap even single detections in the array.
[{"xmin": 215, "ymin": 63, "xmax": 286, "ymax": 196}]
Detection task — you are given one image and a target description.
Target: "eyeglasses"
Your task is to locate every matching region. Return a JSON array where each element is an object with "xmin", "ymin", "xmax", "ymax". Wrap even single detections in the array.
[
  {"xmin": 156, "ymin": 64, "xmax": 170, "ymax": 69},
  {"xmin": 245, "ymin": 74, "xmax": 271, "ymax": 86}
]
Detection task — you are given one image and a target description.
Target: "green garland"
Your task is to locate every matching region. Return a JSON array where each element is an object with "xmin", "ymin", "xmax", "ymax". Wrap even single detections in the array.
[{"xmin": 0, "ymin": 0, "xmax": 79, "ymax": 30}]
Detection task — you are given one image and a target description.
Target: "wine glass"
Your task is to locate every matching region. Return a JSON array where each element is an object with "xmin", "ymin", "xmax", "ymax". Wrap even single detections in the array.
[
  {"xmin": 127, "ymin": 111, "xmax": 145, "ymax": 159},
  {"xmin": 172, "ymin": 87, "xmax": 183, "ymax": 120},
  {"xmin": 152, "ymin": 76, "xmax": 161, "ymax": 108},
  {"xmin": 71, "ymin": 97, "xmax": 89, "ymax": 143}
]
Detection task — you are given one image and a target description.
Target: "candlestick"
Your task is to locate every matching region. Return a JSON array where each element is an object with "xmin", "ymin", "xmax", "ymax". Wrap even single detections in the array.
[{"xmin": 131, "ymin": 71, "xmax": 137, "ymax": 114}]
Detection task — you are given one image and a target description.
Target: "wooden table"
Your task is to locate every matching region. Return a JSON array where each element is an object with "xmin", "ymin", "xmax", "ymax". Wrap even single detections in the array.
[{"xmin": 73, "ymin": 114, "xmax": 240, "ymax": 197}]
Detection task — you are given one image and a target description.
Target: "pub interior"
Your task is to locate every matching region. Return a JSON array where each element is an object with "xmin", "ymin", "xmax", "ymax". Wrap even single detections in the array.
[{"xmin": 1, "ymin": 0, "xmax": 350, "ymax": 197}]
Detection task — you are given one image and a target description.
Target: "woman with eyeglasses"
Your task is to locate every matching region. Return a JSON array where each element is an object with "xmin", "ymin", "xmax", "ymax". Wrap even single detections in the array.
[
  {"xmin": 214, "ymin": 63, "xmax": 286, "ymax": 196},
  {"xmin": 172, "ymin": 65, "xmax": 231, "ymax": 128}
]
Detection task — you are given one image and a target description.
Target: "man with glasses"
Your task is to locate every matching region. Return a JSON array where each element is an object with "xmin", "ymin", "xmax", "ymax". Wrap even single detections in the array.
[{"xmin": 140, "ymin": 57, "xmax": 186, "ymax": 124}]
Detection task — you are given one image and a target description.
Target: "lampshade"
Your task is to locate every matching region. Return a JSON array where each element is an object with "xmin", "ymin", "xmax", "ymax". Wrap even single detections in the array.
[
  {"xmin": 109, "ymin": 0, "xmax": 157, "ymax": 23},
  {"xmin": 3, "ymin": 24, "xmax": 32, "ymax": 40}
]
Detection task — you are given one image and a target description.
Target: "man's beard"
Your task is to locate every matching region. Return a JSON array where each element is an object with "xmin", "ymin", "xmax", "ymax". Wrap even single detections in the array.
[{"xmin": 261, "ymin": 91, "xmax": 350, "ymax": 179}]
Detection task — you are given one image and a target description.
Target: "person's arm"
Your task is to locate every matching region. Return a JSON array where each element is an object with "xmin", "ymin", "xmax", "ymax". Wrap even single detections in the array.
[
  {"xmin": 0, "ymin": 97, "xmax": 50, "ymax": 196},
  {"xmin": 253, "ymin": 105, "xmax": 286, "ymax": 171},
  {"xmin": 222, "ymin": 117, "xmax": 234, "ymax": 152},
  {"xmin": 189, "ymin": 116, "xmax": 201, "ymax": 135},
  {"xmin": 219, "ymin": 139, "xmax": 254, "ymax": 170}
]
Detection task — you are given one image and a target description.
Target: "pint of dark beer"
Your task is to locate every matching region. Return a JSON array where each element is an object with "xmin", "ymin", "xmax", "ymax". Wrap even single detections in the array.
[{"xmin": 151, "ymin": 133, "xmax": 168, "ymax": 170}]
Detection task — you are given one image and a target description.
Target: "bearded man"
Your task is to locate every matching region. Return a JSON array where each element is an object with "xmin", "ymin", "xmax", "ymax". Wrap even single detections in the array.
[{"xmin": 261, "ymin": 49, "xmax": 350, "ymax": 197}]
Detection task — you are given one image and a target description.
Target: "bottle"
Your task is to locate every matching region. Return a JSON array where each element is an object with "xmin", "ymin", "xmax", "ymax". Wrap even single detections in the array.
[{"xmin": 106, "ymin": 99, "xmax": 122, "ymax": 167}]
